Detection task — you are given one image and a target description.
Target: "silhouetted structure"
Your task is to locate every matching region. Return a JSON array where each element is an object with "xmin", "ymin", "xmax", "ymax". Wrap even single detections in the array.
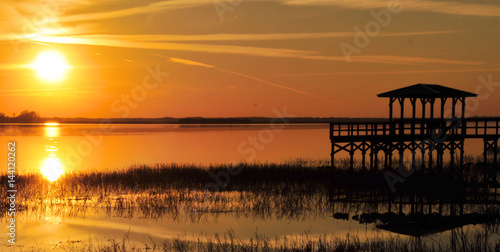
[{"xmin": 330, "ymin": 84, "xmax": 499, "ymax": 184}]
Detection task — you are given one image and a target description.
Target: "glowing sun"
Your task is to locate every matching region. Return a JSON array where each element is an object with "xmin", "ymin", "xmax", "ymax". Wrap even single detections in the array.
[
  {"xmin": 41, "ymin": 157, "xmax": 64, "ymax": 182},
  {"xmin": 31, "ymin": 50, "xmax": 70, "ymax": 82}
]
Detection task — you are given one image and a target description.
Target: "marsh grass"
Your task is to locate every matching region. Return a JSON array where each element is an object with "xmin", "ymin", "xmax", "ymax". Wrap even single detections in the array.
[
  {"xmin": 1, "ymin": 159, "xmax": 499, "ymax": 251},
  {"xmin": 1, "ymin": 160, "xmax": 336, "ymax": 221},
  {"xmin": 0, "ymin": 158, "xmax": 498, "ymax": 221},
  {"xmin": 57, "ymin": 228, "xmax": 500, "ymax": 252}
]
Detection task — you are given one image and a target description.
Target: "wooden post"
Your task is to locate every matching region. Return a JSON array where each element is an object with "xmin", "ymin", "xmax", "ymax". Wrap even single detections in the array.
[
  {"xmin": 331, "ymin": 141, "xmax": 335, "ymax": 168},
  {"xmin": 389, "ymin": 98, "xmax": 394, "ymax": 122},
  {"xmin": 461, "ymin": 97, "xmax": 466, "ymax": 136},
  {"xmin": 421, "ymin": 142, "xmax": 426, "ymax": 170},
  {"xmin": 421, "ymin": 98, "xmax": 427, "ymax": 135},
  {"xmin": 350, "ymin": 143, "xmax": 354, "ymax": 171},
  {"xmin": 495, "ymin": 139, "xmax": 498, "ymax": 185},
  {"xmin": 411, "ymin": 98, "xmax": 416, "ymax": 136},
  {"xmin": 450, "ymin": 141, "xmax": 455, "ymax": 174},
  {"xmin": 430, "ymin": 99, "xmax": 435, "ymax": 122},
  {"xmin": 399, "ymin": 97, "xmax": 405, "ymax": 135},
  {"xmin": 390, "ymin": 97, "xmax": 395, "ymax": 135},
  {"xmin": 452, "ymin": 97, "xmax": 457, "ymax": 134},
  {"xmin": 459, "ymin": 140, "xmax": 464, "ymax": 178},
  {"xmin": 429, "ymin": 99, "xmax": 435, "ymax": 170},
  {"xmin": 438, "ymin": 98, "xmax": 447, "ymax": 173},
  {"xmin": 362, "ymin": 142, "xmax": 367, "ymax": 170},
  {"xmin": 370, "ymin": 143, "xmax": 374, "ymax": 170},
  {"xmin": 483, "ymin": 139, "xmax": 487, "ymax": 184}
]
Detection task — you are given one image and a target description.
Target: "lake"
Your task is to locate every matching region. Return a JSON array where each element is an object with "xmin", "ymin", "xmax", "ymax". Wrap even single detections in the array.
[
  {"xmin": 1, "ymin": 123, "xmax": 487, "ymax": 175},
  {"xmin": 1, "ymin": 123, "xmax": 497, "ymax": 251},
  {"xmin": 1, "ymin": 123, "xmax": 331, "ymax": 174}
]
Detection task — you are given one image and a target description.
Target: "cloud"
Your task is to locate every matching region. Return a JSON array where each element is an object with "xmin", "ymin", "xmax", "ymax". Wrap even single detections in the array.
[
  {"xmin": 59, "ymin": 0, "xmax": 213, "ymax": 23},
  {"xmin": 56, "ymin": 0, "xmax": 500, "ymax": 24},
  {"xmin": 31, "ymin": 35, "xmax": 481, "ymax": 65},
  {"xmin": 0, "ymin": 86, "xmax": 106, "ymax": 97},
  {"xmin": 65, "ymin": 30, "xmax": 456, "ymax": 42},
  {"xmin": 282, "ymin": 0, "xmax": 500, "ymax": 18},
  {"xmin": 166, "ymin": 57, "xmax": 215, "ymax": 68},
  {"xmin": 284, "ymin": 68, "xmax": 500, "ymax": 76}
]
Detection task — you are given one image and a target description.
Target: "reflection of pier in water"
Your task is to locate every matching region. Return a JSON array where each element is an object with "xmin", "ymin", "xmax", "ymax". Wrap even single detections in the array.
[
  {"xmin": 329, "ymin": 179, "xmax": 500, "ymax": 236},
  {"xmin": 328, "ymin": 84, "xmax": 500, "ymax": 236}
]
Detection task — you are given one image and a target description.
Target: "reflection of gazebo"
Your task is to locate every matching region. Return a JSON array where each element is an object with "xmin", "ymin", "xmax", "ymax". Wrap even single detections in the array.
[{"xmin": 329, "ymin": 83, "xmax": 499, "ymax": 182}]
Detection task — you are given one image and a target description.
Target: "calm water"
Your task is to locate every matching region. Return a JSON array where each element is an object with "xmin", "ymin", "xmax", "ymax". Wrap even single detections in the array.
[
  {"xmin": 1, "ymin": 123, "xmax": 486, "ymax": 175},
  {"xmin": 2, "ymin": 123, "xmax": 496, "ymax": 250},
  {"xmin": 1, "ymin": 123, "xmax": 330, "ymax": 174}
]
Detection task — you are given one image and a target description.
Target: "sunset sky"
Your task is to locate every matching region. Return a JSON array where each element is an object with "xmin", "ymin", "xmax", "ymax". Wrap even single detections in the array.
[{"xmin": 1, "ymin": 0, "xmax": 499, "ymax": 118}]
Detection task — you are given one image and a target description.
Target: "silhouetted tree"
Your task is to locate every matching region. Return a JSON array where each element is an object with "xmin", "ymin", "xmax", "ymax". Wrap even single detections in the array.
[{"xmin": 16, "ymin": 110, "xmax": 40, "ymax": 123}]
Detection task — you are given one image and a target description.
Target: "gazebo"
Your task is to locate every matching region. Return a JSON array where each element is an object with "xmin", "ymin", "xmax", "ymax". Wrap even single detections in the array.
[
  {"xmin": 377, "ymin": 84, "xmax": 477, "ymax": 171},
  {"xmin": 329, "ymin": 83, "xmax": 498, "ymax": 182},
  {"xmin": 377, "ymin": 83, "xmax": 477, "ymax": 136}
]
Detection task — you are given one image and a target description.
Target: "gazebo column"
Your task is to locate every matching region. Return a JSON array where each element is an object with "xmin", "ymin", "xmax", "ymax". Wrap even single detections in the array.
[
  {"xmin": 428, "ymin": 99, "xmax": 435, "ymax": 169},
  {"xmin": 389, "ymin": 97, "xmax": 396, "ymax": 135},
  {"xmin": 421, "ymin": 98, "xmax": 427, "ymax": 135},
  {"xmin": 399, "ymin": 97, "xmax": 405, "ymax": 135},
  {"xmin": 452, "ymin": 97, "xmax": 458, "ymax": 134},
  {"xmin": 438, "ymin": 97, "xmax": 447, "ymax": 173},
  {"xmin": 398, "ymin": 97, "xmax": 405, "ymax": 168},
  {"xmin": 460, "ymin": 97, "xmax": 466, "ymax": 177},
  {"xmin": 461, "ymin": 97, "xmax": 466, "ymax": 132},
  {"xmin": 429, "ymin": 99, "xmax": 435, "ymax": 133},
  {"xmin": 410, "ymin": 98, "xmax": 417, "ymax": 169},
  {"xmin": 410, "ymin": 98, "xmax": 416, "ymax": 136},
  {"xmin": 450, "ymin": 98, "xmax": 458, "ymax": 172}
]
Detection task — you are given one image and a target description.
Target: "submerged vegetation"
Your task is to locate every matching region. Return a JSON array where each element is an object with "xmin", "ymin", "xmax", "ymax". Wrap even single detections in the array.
[
  {"xmin": 45, "ymin": 227, "xmax": 500, "ymax": 252},
  {"xmin": 1, "ymin": 159, "xmax": 499, "ymax": 251}
]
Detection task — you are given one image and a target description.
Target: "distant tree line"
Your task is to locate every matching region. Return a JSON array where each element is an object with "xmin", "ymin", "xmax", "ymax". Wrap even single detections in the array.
[
  {"xmin": 0, "ymin": 110, "xmax": 42, "ymax": 123},
  {"xmin": 0, "ymin": 110, "xmax": 391, "ymax": 124}
]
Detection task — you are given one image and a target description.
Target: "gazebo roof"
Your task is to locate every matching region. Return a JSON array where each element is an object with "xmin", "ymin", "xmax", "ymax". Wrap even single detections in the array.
[{"xmin": 377, "ymin": 84, "xmax": 477, "ymax": 98}]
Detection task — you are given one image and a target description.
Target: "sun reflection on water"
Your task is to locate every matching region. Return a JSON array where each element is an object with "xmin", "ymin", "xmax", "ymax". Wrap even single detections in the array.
[
  {"xmin": 41, "ymin": 157, "xmax": 63, "ymax": 181},
  {"xmin": 41, "ymin": 125, "xmax": 64, "ymax": 181}
]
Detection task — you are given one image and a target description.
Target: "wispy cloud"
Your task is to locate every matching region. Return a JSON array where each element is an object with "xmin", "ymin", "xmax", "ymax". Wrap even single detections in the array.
[
  {"xmin": 166, "ymin": 57, "xmax": 215, "ymax": 68},
  {"xmin": 32, "ymin": 35, "xmax": 481, "ymax": 65},
  {"xmin": 0, "ymin": 86, "xmax": 106, "ymax": 97},
  {"xmin": 57, "ymin": 0, "xmax": 500, "ymax": 24},
  {"xmin": 60, "ymin": 30, "xmax": 456, "ymax": 42},
  {"xmin": 283, "ymin": 68, "xmax": 500, "ymax": 76},
  {"xmin": 0, "ymin": 86, "xmax": 106, "ymax": 92},
  {"xmin": 282, "ymin": 0, "xmax": 500, "ymax": 18},
  {"xmin": 59, "ymin": 0, "xmax": 213, "ymax": 23}
]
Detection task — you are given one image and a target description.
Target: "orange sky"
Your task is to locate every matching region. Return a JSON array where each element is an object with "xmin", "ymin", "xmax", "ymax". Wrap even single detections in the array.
[{"xmin": 0, "ymin": 0, "xmax": 499, "ymax": 118}]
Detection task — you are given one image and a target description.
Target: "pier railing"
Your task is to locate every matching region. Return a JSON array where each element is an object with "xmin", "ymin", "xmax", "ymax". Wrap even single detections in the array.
[{"xmin": 330, "ymin": 117, "xmax": 500, "ymax": 142}]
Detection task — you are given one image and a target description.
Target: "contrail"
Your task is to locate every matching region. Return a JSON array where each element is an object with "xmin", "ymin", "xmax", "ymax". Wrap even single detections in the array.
[
  {"xmin": 153, "ymin": 54, "xmax": 336, "ymax": 103},
  {"xmin": 216, "ymin": 68, "xmax": 336, "ymax": 103}
]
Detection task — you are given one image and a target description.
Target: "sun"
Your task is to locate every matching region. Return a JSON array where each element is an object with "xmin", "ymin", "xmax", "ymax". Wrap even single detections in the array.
[
  {"xmin": 31, "ymin": 50, "xmax": 70, "ymax": 82},
  {"xmin": 41, "ymin": 157, "xmax": 64, "ymax": 182}
]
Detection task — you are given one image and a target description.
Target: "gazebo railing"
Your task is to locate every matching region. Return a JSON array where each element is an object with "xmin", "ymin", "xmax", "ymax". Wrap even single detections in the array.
[{"xmin": 330, "ymin": 117, "xmax": 500, "ymax": 141}]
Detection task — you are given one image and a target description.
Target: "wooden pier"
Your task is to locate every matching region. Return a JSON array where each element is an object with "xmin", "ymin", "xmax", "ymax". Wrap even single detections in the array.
[{"xmin": 330, "ymin": 84, "xmax": 499, "ymax": 184}]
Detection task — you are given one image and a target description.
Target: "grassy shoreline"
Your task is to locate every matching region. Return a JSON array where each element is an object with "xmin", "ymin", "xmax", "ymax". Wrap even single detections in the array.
[{"xmin": 1, "ymin": 160, "xmax": 499, "ymax": 251}]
